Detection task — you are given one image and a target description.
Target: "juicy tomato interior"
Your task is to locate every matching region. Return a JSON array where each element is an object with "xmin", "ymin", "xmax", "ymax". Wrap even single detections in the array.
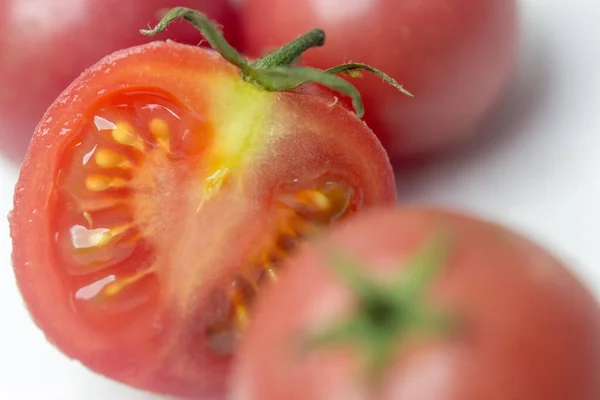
[
  {"xmin": 54, "ymin": 90, "xmax": 206, "ymax": 335},
  {"xmin": 11, "ymin": 41, "xmax": 395, "ymax": 398},
  {"xmin": 54, "ymin": 88, "xmax": 358, "ymax": 340}
]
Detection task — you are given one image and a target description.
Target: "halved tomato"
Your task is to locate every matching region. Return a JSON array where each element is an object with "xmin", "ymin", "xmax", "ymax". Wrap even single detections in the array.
[
  {"xmin": 232, "ymin": 207, "xmax": 600, "ymax": 400},
  {"xmin": 9, "ymin": 12, "xmax": 395, "ymax": 398}
]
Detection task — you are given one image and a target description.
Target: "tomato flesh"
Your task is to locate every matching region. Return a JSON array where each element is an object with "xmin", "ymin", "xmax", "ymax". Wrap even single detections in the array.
[{"xmin": 10, "ymin": 41, "xmax": 395, "ymax": 398}]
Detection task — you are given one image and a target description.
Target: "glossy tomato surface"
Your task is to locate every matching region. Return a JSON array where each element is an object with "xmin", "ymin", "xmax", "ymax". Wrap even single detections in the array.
[
  {"xmin": 9, "ymin": 41, "xmax": 395, "ymax": 398},
  {"xmin": 0, "ymin": 0, "xmax": 240, "ymax": 162},
  {"xmin": 232, "ymin": 207, "xmax": 600, "ymax": 400},
  {"xmin": 241, "ymin": 0, "xmax": 519, "ymax": 161}
]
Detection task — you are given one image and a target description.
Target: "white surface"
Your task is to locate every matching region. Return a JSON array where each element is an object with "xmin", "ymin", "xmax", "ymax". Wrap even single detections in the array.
[{"xmin": 1, "ymin": 0, "xmax": 600, "ymax": 398}]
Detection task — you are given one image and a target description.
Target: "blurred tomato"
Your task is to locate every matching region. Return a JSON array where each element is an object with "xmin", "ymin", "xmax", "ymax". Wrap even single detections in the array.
[
  {"xmin": 240, "ymin": 0, "xmax": 519, "ymax": 162},
  {"xmin": 0, "ymin": 0, "xmax": 240, "ymax": 162},
  {"xmin": 233, "ymin": 207, "xmax": 600, "ymax": 400}
]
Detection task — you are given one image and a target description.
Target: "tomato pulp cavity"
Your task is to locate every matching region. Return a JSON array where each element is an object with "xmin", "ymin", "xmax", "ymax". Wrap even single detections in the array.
[
  {"xmin": 9, "ymin": 9, "xmax": 397, "ymax": 398},
  {"xmin": 233, "ymin": 207, "xmax": 600, "ymax": 400}
]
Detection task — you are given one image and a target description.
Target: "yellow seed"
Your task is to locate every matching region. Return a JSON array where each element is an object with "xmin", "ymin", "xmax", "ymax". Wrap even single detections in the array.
[
  {"xmin": 95, "ymin": 148, "xmax": 129, "ymax": 168},
  {"xmin": 149, "ymin": 118, "xmax": 169, "ymax": 139},
  {"xmin": 103, "ymin": 283, "xmax": 123, "ymax": 297},
  {"xmin": 103, "ymin": 268, "xmax": 153, "ymax": 297},
  {"xmin": 280, "ymin": 224, "xmax": 298, "ymax": 237},
  {"xmin": 103, "ymin": 278, "xmax": 132, "ymax": 297},
  {"xmin": 149, "ymin": 118, "xmax": 170, "ymax": 152},
  {"xmin": 85, "ymin": 175, "xmax": 127, "ymax": 192},
  {"xmin": 112, "ymin": 122, "xmax": 135, "ymax": 144},
  {"xmin": 234, "ymin": 304, "xmax": 249, "ymax": 329},
  {"xmin": 85, "ymin": 175, "xmax": 112, "ymax": 191},
  {"xmin": 91, "ymin": 230, "xmax": 115, "ymax": 248},
  {"xmin": 297, "ymin": 190, "xmax": 330, "ymax": 211},
  {"xmin": 94, "ymin": 224, "xmax": 130, "ymax": 248},
  {"xmin": 112, "ymin": 121, "xmax": 143, "ymax": 150},
  {"xmin": 312, "ymin": 192, "xmax": 331, "ymax": 210},
  {"xmin": 279, "ymin": 217, "xmax": 300, "ymax": 238}
]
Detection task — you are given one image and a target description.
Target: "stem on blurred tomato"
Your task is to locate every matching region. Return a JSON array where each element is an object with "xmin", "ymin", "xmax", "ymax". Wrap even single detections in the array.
[{"xmin": 303, "ymin": 231, "xmax": 460, "ymax": 385}]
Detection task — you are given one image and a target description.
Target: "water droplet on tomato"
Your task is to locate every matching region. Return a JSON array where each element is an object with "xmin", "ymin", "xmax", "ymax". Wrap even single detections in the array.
[
  {"xmin": 81, "ymin": 145, "xmax": 97, "ymax": 166},
  {"xmin": 94, "ymin": 115, "xmax": 116, "ymax": 131},
  {"xmin": 75, "ymin": 275, "xmax": 116, "ymax": 300}
]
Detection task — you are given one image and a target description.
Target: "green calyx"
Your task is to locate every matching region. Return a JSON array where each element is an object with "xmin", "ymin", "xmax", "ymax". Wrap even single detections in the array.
[
  {"xmin": 305, "ymin": 232, "xmax": 458, "ymax": 384},
  {"xmin": 140, "ymin": 7, "xmax": 413, "ymax": 119}
]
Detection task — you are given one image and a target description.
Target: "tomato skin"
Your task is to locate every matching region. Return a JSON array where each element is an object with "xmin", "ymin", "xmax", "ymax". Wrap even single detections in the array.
[
  {"xmin": 10, "ymin": 40, "xmax": 395, "ymax": 398},
  {"xmin": 232, "ymin": 207, "xmax": 600, "ymax": 400},
  {"xmin": 240, "ymin": 0, "xmax": 519, "ymax": 161},
  {"xmin": 0, "ymin": 0, "xmax": 6, "ymax": 39},
  {"xmin": 0, "ymin": 0, "xmax": 241, "ymax": 162}
]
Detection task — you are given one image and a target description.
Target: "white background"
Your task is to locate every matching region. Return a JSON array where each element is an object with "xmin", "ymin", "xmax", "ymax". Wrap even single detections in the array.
[{"xmin": 1, "ymin": 0, "xmax": 600, "ymax": 398}]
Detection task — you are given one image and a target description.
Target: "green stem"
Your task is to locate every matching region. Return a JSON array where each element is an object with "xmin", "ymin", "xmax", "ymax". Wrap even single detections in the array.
[
  {"xmin": 325, "ymin": 63, "xmax": 414, "ymax": 98},
  {"xmin": 319, "ymin": 244, "xmax": 380, "ymax": 299},
  {"xmin": 141, "ymin": 7, "xmax": 412, "ymax": 119},
  {"xmin": 140, "ymin": 7, "xmax": 251, "ymax": 73},
  {"xmin": 248, "ymin": 65, "xmax": 366, "ymax": 118},
  {"xmin": 305, "ymin": 233, "xmax": 458, "ymax": 384},
  {"xmin": 392, "ymin": 231, "xmax": 451, "ymax": 302},
  {"xmin": 253, "ymin": 29, "xmax": 326, "ymax": 68}
]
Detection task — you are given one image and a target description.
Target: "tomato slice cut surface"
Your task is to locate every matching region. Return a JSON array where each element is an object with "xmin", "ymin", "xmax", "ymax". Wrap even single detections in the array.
[{"xmin": 10, "ymin": 41, "xmax": 395, "ymax": 398}]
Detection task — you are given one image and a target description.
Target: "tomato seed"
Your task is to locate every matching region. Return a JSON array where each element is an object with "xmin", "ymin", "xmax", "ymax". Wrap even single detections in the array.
[
  {"xmin": 95, "ymin": 148, "xmax": 131, "ymax": 169},
  {"xmin": 111, "ymin": 121, "xmax": 145, "ymax": 150},
  {"xmin": 149, "ymin": 118, "xmax": 171, "ymax": 152}
]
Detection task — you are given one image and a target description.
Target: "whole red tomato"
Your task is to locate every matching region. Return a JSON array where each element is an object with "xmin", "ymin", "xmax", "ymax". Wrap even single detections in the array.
[
  {"xmin": 232, "ymin": 207, "xmax": 600, "ymax": 400},
  {"xmin": 9, "ymin": 9, "xmax": 396, "ymax": 398},
  {"xmin": 240, "ymin": 0, "xmax": 519, "ymax": 161},
  {"xmin": 0, "ymin": 0, "xmax": 241, "ymax": 162}
]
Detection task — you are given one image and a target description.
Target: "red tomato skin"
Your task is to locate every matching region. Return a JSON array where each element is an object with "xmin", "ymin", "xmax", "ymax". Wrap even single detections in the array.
[
  {"xmin": 10, "ymin": 40, "xmax": 395, "ymax": 398},
  {"xmin": 0, "ymin": 0, "xmax": 241, "ymax": 162},
  {"xmin": 0, "ymin": 0, "xmax": 6, "ymax": 39},
  {"xmin": 240, "ymin": 0, "xmax": 519, "ymax": 161},
  {"xmin": 232, "ymin": 207, "xmax": 600, "ymax": 400}
]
